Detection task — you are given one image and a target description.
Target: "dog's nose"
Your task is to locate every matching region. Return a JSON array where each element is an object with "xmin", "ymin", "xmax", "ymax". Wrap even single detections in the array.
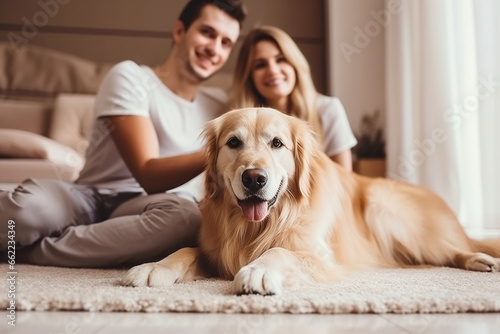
[{"xmin": 242, "ymin": 168, "xmax": 268, "ymax": 192}]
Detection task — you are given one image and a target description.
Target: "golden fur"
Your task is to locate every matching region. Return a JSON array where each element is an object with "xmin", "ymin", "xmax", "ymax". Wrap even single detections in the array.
[{"xmin": 124, "ymin": 108, "xmax": 500, "ymax": 295}]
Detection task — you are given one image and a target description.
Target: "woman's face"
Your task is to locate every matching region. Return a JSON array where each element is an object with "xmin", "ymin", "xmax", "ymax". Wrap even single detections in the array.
[{"xmin": 250, "ymin": 40, "xmax": 296, "ymax": 110}]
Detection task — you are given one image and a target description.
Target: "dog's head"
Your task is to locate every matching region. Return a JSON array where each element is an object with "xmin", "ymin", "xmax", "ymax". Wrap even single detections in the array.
[{"xmin": 203, "ymin": 107, "xmax": 318, "ymax": 222}]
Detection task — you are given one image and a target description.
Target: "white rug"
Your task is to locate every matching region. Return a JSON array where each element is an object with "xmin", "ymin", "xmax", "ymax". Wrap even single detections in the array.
[{"xmin": 1, "ymin": 264, "xmax": 499, "ymax": 314}]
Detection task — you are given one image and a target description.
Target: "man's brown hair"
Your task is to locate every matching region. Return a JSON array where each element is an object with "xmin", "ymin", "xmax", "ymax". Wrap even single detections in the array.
[{"xmin": 179, "ymin": 0, "xmax": 247, "ymax": 29}]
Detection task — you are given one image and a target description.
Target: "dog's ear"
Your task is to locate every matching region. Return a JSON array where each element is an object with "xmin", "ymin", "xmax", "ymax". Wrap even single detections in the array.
[
  {"xmin": 291, "ymin": 117, "xmax": 318, "ymax": 199},
  {"xmin": 202, "ymin": 118, "xmax": 221, "ymax": 199}
]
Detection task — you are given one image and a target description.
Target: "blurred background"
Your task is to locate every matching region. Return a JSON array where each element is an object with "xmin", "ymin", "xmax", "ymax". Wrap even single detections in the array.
[{"xmin": 0, "ymin": 0, "xmax": 385, "ymax": 139}]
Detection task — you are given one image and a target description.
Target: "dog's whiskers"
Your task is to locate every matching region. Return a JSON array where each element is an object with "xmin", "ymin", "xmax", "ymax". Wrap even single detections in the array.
[{"xmin": 286, "ymin": 189, "xmax": 296, "ymax": 202}]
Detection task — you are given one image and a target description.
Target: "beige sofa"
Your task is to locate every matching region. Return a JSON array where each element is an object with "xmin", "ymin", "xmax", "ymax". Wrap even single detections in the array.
[
  {"xmin": 0, "ymin": 42, "xmax": 112, "ymax": 183},
  {"xmin": 0, "ymin": 94, "xmax": 96, "ymax": 182}
]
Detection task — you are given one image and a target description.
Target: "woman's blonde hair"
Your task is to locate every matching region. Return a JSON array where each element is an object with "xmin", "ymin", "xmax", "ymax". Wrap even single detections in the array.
[{"xmin": 230, "ymin": 25, "xmax": 323, "ymax": 143}]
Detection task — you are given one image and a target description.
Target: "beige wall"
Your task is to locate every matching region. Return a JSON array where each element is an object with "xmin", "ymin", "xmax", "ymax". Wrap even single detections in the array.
[
  {"xmin": 328, "ymin": 0, "xmax": 386, "ymax": 139},
  {"xmin": 0, "ymin": 0, "xmax": 326, "ymax": 92}
]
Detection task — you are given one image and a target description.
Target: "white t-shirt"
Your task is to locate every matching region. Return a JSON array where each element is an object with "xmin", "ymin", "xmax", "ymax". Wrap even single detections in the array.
[
  {"xmin": 76, "ymin": 60, "xmax": 228, "ymax": 201},
  {"xmin": 316, "ymin": 95, "xmax": 357, "ymax": 157}
]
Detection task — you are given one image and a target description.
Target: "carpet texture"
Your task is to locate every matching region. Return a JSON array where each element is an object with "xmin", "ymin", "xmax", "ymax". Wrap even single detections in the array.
[{"xmin": 1, "ymin": 264, "xmax": 499, "ymax": 314}]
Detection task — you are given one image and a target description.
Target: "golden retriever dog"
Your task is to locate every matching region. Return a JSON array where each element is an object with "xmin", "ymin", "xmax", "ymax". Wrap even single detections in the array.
[{"xmin": 123, "ymin": 107, "xmax": 500, "ymax": 295}]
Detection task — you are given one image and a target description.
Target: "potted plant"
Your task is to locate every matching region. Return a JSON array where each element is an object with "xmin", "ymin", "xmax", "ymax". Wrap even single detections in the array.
[{"xmin": 352, "ymin": 110, "xmax": 386, "ymax": 177}]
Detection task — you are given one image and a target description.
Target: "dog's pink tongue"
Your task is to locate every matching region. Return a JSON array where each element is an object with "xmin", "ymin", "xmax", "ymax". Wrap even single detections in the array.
[{"xmin": 240, "ymin": 199, "xmax": 268, "ymax": 222}]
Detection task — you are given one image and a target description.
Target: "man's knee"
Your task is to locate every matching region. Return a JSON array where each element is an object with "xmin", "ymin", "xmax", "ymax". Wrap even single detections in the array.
[
  {"xmin": 0, "ymin": 179, "xmax": 79, "ymax": 247},
  {"xmin": 0, "ymin": 185, "xmax": 48, "ymax": 247}
]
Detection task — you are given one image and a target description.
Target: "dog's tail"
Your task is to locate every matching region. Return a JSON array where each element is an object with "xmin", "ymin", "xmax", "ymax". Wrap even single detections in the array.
[{"xmin": 469, "ymin": 238, "xmax": 500, "ymax": 257}]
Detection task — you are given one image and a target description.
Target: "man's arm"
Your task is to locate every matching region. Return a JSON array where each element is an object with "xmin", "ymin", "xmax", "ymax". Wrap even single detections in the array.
[{"xmin": 106, "ymin": 115, "xmax": 205, "ymax": 194}]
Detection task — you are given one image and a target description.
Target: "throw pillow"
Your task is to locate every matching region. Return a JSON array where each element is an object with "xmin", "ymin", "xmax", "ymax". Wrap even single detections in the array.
[{"xmin": 0, "ymin": 129, "xmax": 84, "ymax": 170}]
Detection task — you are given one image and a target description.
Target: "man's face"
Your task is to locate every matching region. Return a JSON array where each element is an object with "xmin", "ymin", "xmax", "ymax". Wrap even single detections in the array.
[{"xmin": 177, "ymin": 4, "xmax": 240, "ymax": 82}]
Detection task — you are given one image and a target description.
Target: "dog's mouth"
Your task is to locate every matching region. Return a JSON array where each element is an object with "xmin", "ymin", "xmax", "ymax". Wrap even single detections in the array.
[{"xmin": 236, "ymin": 179, "xmax": 283, "ymax": 222}]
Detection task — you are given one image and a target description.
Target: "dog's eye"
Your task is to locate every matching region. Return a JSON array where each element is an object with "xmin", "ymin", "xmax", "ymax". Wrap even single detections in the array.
[
  {"xmin": 227, "ymin": 137, "xmax": 242, "ymax": 149},
  {"xmin": 272, "ymin": 138, "xmax": 283, "ymax": 148}
]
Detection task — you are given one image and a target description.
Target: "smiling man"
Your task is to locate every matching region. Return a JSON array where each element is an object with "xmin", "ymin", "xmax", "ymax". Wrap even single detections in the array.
[{"xmin": 0, "ymin": 0, "xmax": 247, "ymax": 268}]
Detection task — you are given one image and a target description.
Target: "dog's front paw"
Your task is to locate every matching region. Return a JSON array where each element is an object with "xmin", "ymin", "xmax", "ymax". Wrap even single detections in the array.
[
  {"xmin": 122, "ymin": 262, "xmax": 178, "ymax": 287},
  {"xmin": 232, "ymin": 265, "xmax": 284, "ymax": 296}
]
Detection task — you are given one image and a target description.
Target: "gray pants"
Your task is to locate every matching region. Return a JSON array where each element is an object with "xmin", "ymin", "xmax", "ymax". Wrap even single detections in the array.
[{"xmin": 0, "ymin": 178, "xmax": 201, "ymax": 268}]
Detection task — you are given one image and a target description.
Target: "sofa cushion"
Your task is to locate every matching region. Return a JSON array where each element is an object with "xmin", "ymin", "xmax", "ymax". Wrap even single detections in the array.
[
  {"xmin": 0, "ymin": 99, "xmax": 52, "ymax": 136},
  {"xmin": 0, "ymin": 129, "xmax": 84, "ymax": 170},
  {"xmin": 49, "ymin": 93, "xmax": 95, "ymax": 156},
  {"xmin": 0, "ymin": 43, "xmax": 10, "ymax": 93}
]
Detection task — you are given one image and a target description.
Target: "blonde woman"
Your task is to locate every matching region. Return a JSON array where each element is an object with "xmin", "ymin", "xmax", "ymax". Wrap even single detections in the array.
[{"xmin": 231, "ymin": 26, "xmax": 356, "ymax": 169}]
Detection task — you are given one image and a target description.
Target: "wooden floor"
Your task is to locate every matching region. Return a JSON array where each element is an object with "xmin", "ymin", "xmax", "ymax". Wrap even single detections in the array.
[{"xmin": 2, "ymin": 311, "xmax": 500, "ymax": 333}]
